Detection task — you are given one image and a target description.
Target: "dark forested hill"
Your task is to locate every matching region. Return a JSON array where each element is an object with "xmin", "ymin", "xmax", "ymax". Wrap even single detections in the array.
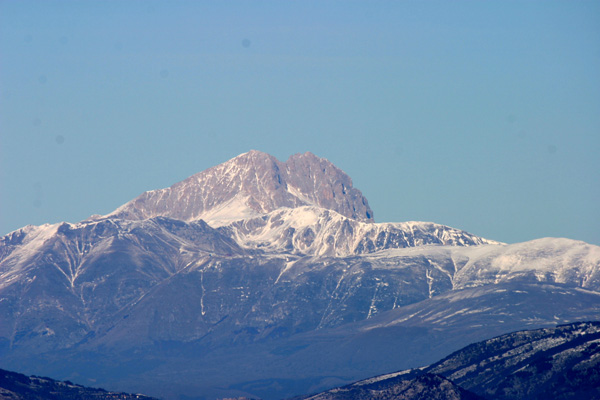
[{"xmin": 0, "ymin": 367, "xmax": 158, "ymax": 400}]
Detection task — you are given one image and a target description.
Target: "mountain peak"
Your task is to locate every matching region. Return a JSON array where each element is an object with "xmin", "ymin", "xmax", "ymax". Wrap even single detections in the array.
[
  {"xmin": 107, "ymin": 151, "xmax": 374, "ymax": 225},
  {"xmin": 233, "ymin": 149, "xmax": 279, "ymax": 163}
]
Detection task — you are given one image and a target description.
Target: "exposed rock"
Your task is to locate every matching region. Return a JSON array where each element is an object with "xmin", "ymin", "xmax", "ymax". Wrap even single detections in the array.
[{"xmin": 106, "ymin": 150, "xmax": 374, "ymax": 224}]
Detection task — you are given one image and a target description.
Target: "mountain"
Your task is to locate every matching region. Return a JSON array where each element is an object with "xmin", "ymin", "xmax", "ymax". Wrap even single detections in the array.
[
  {"xmin": 0, "ymin": 217, "xmax": 243, "ymax": 353},
  {"xmin": 0, "ymin": 367, "xmax": 158, "ymax": 400},
  {"xmin": 297, "ymin": 322, "xmax": 600, "ymax": 400},
  {"xmin": 1, "ymin": 151, "xmax": 599, "ymax": 400},
  {"xmin": 106, "ymin": 150, "xmax": 374, "ymax": 225}
]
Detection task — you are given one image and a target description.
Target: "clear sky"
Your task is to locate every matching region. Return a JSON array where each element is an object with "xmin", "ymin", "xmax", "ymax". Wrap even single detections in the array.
[{"xmin": 1, "ymin": 1, "xmax": 599, "ymax": 245}]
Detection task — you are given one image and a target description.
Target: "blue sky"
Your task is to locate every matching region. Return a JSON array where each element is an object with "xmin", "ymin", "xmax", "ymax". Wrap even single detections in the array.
[{"xmin": 1, "ymin": 1, "xmax": 599, "ymax": 245}]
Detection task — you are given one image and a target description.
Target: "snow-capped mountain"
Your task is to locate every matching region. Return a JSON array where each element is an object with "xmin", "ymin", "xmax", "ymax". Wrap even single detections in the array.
[
  {"xmin": 103, "ymin": 150, "xmax": 497, "ymax": 257},
  {"xmin": 0, "ymin": 151, "xmax": 598, "ymax": 400}
]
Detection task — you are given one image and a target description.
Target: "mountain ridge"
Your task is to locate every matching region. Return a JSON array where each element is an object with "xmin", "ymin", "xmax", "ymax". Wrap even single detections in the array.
[{"xmin": 1, "ymin": 150, "xmax": 599, "ymax": 399}]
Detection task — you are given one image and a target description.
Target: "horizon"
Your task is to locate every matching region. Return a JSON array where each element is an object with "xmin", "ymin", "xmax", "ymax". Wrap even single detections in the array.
[{"xmin": 1, "ymin": 1, "xmax": 599, "ymax": 245}]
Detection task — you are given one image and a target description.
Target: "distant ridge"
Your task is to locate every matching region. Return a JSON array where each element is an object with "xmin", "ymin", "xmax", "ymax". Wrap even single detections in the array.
[
  {"xmin": 299, "ymin": 373, "xmax": 484, "ymax": 400},
  {"xmin": 298, "ymin": 322, "xmax": 600, "ymax": 400},
  {"xmin": 0, "ymin": 367, "xmax": 158, "ymax": 400}
]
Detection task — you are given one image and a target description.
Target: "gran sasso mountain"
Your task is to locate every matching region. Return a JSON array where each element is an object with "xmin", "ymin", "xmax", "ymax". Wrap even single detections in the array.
[
  {"xmin": 298, "ymin": 322, "xmax": 600, "ymax": 400},
  {"xmin": 0, "ymin": 151, "xmax": 599, "ymax": 400},
  {"xmin": 107, "ymin": 150, "xmax": 374, "ymax": 224}
]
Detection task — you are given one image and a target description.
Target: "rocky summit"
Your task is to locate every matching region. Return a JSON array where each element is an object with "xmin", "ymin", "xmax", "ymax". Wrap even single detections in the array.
[
  {"xmin": 0, "ymin": 151, "xmax": 599, "ymax": 400},
  {"xmin": 106, "ymin": 150, "xmax": 374, "ymax": 224}
]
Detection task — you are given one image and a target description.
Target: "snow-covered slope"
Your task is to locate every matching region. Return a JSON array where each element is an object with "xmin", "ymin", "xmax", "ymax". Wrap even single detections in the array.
[
  {"xmin": 218, "ymin": 206, "xmax": 500, "ymax": 257},
  {"xmin": 0, "ymin": 217, "xmax": 242, "ymax": 291},
  {"xmin": 0, "ymin": 217, "xmax": 243, "ymax": 352},
  {"xmin": 361, "ymin": 238, "xmax": 600, "ymax": 292}
]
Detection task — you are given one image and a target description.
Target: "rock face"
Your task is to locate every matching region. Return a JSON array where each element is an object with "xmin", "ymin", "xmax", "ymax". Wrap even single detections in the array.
[
  {"xmin": 107, "ymin": 150, "xmax": 374, "ymax": 224},
  {"xmin": 0, "ymin": 151, "xmax": 599, "ymax": 400}
]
